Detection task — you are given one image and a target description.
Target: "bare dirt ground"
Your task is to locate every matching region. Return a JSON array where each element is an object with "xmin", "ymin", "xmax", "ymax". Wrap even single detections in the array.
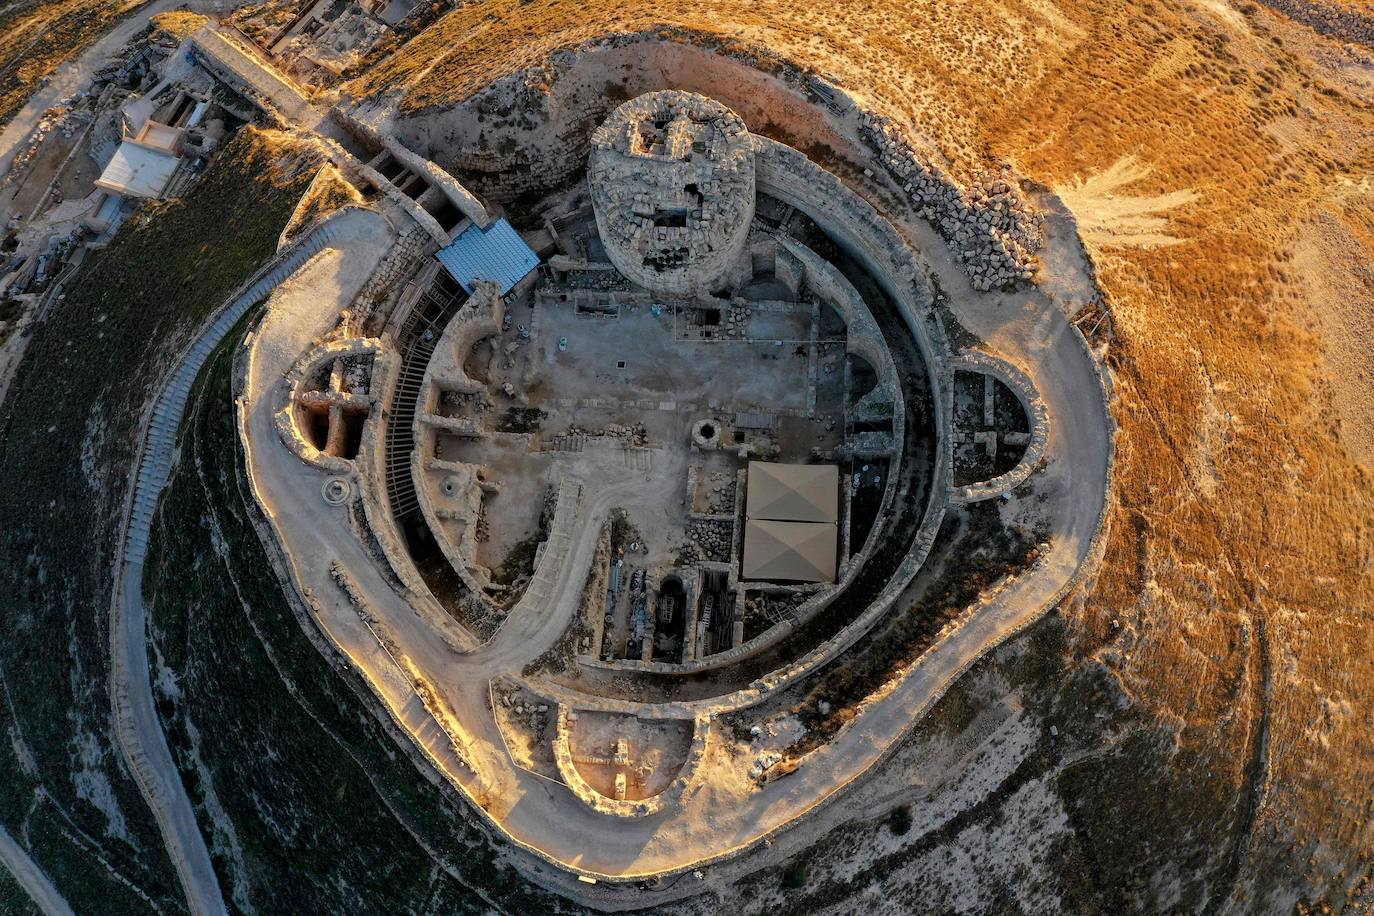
[
  {"xmin": 1053, "ymin": 156, "xmax": 1200, "ymax": 249},
  {"xmin": 1293, "ymin": 206, "xmax": 1374, "ymax": 468}
]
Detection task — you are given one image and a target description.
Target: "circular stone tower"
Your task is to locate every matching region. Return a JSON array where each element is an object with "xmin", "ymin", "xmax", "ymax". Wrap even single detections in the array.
[{"xmin": 588, "ymin": 90, "xmax": 755, "ymax": 299}]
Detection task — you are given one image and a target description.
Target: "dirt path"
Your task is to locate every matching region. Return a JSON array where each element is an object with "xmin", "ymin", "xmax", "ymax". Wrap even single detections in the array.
[{"xmin": 0, "ymin": 827, "xmax": 75, "ymax": 916}]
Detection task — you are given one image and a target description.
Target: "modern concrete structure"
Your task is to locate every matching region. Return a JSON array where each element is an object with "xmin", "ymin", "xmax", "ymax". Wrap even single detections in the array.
[{"xmin": 95, "ymin": 138, "xmax": 178, "ymax": 198}]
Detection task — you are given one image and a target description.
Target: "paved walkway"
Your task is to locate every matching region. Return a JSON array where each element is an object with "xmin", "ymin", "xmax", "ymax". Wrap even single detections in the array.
[
  {"xmin": 189, "ymin": 26, "xmax": 321, "ymax": 129},
  {"xmin": 111, "ymin": 216, "xmax": 351, "ymax": 916},
  {"xmin": 0, "ymin": 828, "xmax": 74, "ymax": 916}
]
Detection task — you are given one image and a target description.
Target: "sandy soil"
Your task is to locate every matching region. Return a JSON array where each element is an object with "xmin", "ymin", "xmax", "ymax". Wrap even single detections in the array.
[
  {"xmin": 1053, "ymin": 156, "xmax": 1199, "ymax": 249},
  {"xmin": 1292, "ymin": 208, "xmax": 1374, "ymax": 468}
]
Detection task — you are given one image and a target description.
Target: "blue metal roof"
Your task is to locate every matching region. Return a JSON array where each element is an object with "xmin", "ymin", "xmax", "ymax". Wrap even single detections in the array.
[{"xmin": 435, "ymin": 218, "xmax": 540, "ymax": 296}]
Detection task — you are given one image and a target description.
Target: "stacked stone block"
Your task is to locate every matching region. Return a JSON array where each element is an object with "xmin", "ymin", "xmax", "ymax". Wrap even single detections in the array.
[
  {"xmin": 861, "ymin": 114, "xmax": 1044, "ymax": 291},
  {"xmin": 588, "ymin": 90, "xmax": 755, "ymax": 298}
]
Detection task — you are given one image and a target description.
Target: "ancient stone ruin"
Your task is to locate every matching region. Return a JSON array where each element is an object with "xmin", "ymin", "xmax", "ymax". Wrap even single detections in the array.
[{"xmin": 589, "ymin": 90, "xmax": 755, "ymax": 298}]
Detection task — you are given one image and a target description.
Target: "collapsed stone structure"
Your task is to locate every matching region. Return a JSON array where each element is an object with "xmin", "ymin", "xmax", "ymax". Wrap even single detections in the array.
[
  {"xmin": 861, "ymin": 113, "xmax": 1044, "ymax": 290},
  {"xmin": 589, "ymin": 90, "xmax": 755, "ymax": 298}
]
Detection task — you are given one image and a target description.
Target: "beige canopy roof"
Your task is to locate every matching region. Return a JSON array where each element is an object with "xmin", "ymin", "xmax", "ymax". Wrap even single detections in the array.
[
  {"xmin": 745, "ymin": 461, "xmax": 838, "ymax": 523},
  {"xmin": 742, "ymin": 462, "xmax": 840, "ymax": 583},
  {"xmin": 741, "ymin": 520, "xmax": 837, "ymax": 583}
]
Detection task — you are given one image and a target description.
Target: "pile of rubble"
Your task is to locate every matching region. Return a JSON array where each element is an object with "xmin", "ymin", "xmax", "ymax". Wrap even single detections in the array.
[
  {"xmin": 329, "ymin": 561, "xmax": 365, "ymax": 607},
  {"xmin": 687, "ymin": 519, "xmax": 732, "ymax": 562},
  {"xmin": 1259, "ymin": 0, "xmax": 1374, "ymax": 44},
  {"xmin": 567, "ymin": 270, "xmax": 629, "ymax": 291},
  {"xmin": 565, "ymin": 421, "xmax": 646, "ymax": 445},
  {"xmin": 722, "ymin": 302, "xmax": 750, "ymax": 339},
  {"xmin": 500, "ymin": 692, "xmax": 552, "ymax": 735},
  {"xmin": 2, "ymin": 110, "xmax": 70, "ymax": 190},
  {"xmin": 861, "ymin": 114, "xmax": 1044, "ymax": 291},
  {"xmin": 702, "ymin": 472, "xmax": 736, "ymax": 514}
]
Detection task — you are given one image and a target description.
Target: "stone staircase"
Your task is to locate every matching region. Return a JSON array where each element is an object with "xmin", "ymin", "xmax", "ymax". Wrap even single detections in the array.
[
  {"xmin": 110, "ymin": 213, "xmax": 347, "ymax": 916},
  {"xmin": 384, "ymin": 278, "xmax": 467, "ymax": 520},
  {"xmin": 548, "ymin": 434, "xmax": 587, "ymax": 453},
  {"xmin": 123, "ymin": 219, "xmax": 342, "ymax": 563}
]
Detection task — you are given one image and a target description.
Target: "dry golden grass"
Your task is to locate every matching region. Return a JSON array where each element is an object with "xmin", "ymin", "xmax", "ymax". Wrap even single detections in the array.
[
  {"xmin": 281, "ymin": 160, "xmax": 365, "ymax": 242},
  {"xmin": 148, "ymin": 10, "xmax": 208, "ymax": 43},
  {"xmin": 0, "ymin": 0, "xmax": 140, "ymax": 128},
  {"xmin": 349, "ymin": 0, "xmax": 1374, "ymax": 905}
]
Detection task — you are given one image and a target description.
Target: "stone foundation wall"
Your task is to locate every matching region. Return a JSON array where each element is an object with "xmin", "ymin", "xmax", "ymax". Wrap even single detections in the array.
[
  {"xmin": 949, "ymin": 349, "xmax": 1051, "ymax": 503},
  {"xmin": 411, "ymin": 283, "xmax": 507, "ymax": 607},
  {"xmin": 551, "ymin": 707, "xmax": 710, "ymax": 818},
  {"xmin": 272, "ymin": 336, "xmax": 384, "ymax": 472},
  {"xmin": 531, "ymin": 136, "xmax": 953, "ymax": 714},
  {"xmin": 588, "ymin": 90, "xmax": 755, "ymax": 298}
]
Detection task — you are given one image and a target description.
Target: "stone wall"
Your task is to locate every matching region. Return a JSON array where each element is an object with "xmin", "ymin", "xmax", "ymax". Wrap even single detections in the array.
[
  {"xmin": 272, "ymin": 336, "xmax": 384, "ymax": 472},
  {"xmin": 350, "ymin": 281, "xmax": 480, "ymax": 656},
  {"xmin": 573, "ymin": 135, "xmax": 952, "ymax": 686},
  {"xmin": 413, "ymin": 283, "xmax": 507, "ymax": 602},
  {"xmin": 528, "ymin": 135, "xmax": 954, "ymax": 713},
  {"xmin": 588, "ymin": 90, "xmax": 755, "ymax": 298},
  {"xmin": 550, "ymin": 707, "xmax": 711, "ymax": 818},
  {"xmin": 381, "ymin": 135, "xmax": 492, "ymax": 229},
  {"xmin": 948, "ymin": 349, "xmax": 1051, "ymax": 503}
]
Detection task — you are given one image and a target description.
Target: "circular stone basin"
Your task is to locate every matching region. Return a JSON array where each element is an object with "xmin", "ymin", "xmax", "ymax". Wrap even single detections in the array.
[
  {"xmin": 692, "ymin": 417, "xmax": 722, "ymax": 449},
  {"xmin": 321, "ymin": 477, "xmax": 351, "ymax": 506}
]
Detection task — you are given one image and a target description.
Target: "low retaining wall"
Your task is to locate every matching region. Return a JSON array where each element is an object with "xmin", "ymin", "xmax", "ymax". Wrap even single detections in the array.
[
  {"xmin": 551, "ymin": 707, "xmax": 710, "ymax": 818},
  {"xmin": 272, "ymin": 336, "xmax": 384, "ymax": 473},
  {"xmin": 949, "ymin": 349, "xmax": 1051, "ymax": 503}
]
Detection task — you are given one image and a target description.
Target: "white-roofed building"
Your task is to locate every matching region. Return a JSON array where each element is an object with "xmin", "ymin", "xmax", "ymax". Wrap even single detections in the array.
[{"xmin": 94, "ymin": 139, "xmax": 180, "ymax": 200}]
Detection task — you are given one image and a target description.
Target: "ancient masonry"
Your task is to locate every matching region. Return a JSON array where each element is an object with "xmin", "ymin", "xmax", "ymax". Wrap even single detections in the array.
[
  {"xmin": 861, "ymin": 113, "xmax": 1044, "ymax": 290},
  {"xmin": 588, "ymin": 90, "xmax": 755, "ymax": 298},
  {"xmin": 214, "ymin": 62, "xmax": 1107, "ymax": 883}
]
